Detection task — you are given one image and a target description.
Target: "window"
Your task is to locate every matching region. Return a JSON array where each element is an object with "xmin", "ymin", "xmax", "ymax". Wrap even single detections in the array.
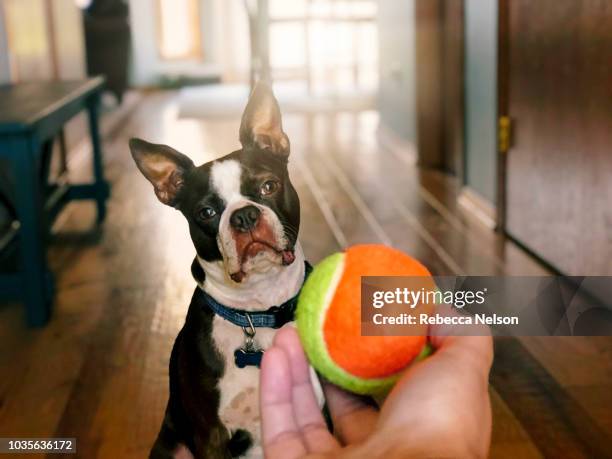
[
  {"xmin": 268, "ymin": 0, "xmax": 378, "ymax": 92},
  {"xmin": 157, "ymin": 0, "xmax": 202, "ymax": 60}
]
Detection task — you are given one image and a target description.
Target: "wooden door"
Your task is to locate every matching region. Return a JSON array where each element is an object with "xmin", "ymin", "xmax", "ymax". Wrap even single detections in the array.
[
  {"xmin": 415, "ymin": 0, "xmax": 464, "ymax": 176},
  {"xmin": 502, "ymin": 0, "xmax": 612, "ymax": 276}
]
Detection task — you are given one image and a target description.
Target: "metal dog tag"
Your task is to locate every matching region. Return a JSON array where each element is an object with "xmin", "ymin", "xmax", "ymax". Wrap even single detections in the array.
[
  {"xmin": 234, "ymin": 314, "xmax": 263, "ymax": 368},
  {"xmin": 234, "ymin": 348, "xmax": 263, "ymax": 368}
]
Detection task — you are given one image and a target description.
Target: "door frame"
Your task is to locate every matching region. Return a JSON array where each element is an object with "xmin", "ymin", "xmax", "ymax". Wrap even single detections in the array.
[
  {"xmin": 415, "ymin": 0, "xmax": 465, "ymax": 180},
  {"xmin": 496, "ymin": 0, "xmax": 510, "ymax": 231}
]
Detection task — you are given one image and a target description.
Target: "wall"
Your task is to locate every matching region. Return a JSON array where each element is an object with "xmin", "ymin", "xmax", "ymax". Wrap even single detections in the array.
[
  {"xmin": 128, "ymin": 0, "xmax": 247, "ymax": 86},
  {"xmin": 0, "ymin": 0, "xmax": 85, "ymax": 81},
  {"xmin": 51, "ymin": 0, "xmax": 86, "ymax": 79},
  {"xmin": 0, "ymin": 1, "xmax": 10, "ymax": 83},
  {"xmin": 213, "ymin": 0, "xmax": 249, "ymax": 83},
  {"xmin": 377, "ymin": 0, "xmax": 417, "ymax": 143},
  {"xmin": 2, "ymin": 0, "xmax": 53, "ymax": 81},
  {"xmin": 464, "ymin": 0, "xmax": 498, "ymax": 203},
  {"xmin": 0, "ymin": 1, "xmax": 10, "ymax": 229},
  {"xmin": 50, "ymin": 0, "xmax": 87, "ymax": 150}
]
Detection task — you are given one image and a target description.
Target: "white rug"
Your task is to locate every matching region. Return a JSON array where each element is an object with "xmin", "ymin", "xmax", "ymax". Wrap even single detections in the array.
[{"xmin": 178, "ymin": 83, "xmax": 376, "ymax": 119}]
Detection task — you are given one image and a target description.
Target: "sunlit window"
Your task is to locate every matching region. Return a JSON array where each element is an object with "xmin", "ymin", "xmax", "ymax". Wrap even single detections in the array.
[
  {"xmin": 268, "ymin": 0, "xmax": 378, "ymax": 92},
  {"xmin": 157, "ymin": 0, "xmax": 202, "ymax": 60},
  {"xmin": 74, "ymin": 0, "xmax": 92, "ymax": 9}
]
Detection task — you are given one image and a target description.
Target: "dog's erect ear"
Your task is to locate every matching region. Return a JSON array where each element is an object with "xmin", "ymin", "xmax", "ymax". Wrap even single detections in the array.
[
  {"xmin": 239, "ymin": 82, "xmax": 290, "ymax": 158},
  {"xmin": 129, "ymin": 138, "xmax": 194, "ymax": 207}
]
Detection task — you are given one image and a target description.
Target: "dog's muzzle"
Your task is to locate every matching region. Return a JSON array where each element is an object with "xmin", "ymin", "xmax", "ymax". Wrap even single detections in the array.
[{"xmin": 219, "ymin": 202, "xmax": 294, "ymax": 283}]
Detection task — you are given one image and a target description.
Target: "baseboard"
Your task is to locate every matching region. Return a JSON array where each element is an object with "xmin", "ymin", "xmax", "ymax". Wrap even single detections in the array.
[
  {"xmin": 376, "ymin": 122, "xmax": 417, "ymax": 165},
  {"xmin": 458, "ymin": 187, "xmax": 497, "ymax": 229}
]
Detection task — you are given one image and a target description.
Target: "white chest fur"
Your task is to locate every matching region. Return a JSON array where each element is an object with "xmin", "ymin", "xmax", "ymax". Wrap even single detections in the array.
[
  {"xmin": 212, "ymin": 316, "xmax": 277, "ymax": 457},
  {"xmin": 211, "ymin": 318, "xmax": 323, "ymax": 459}
]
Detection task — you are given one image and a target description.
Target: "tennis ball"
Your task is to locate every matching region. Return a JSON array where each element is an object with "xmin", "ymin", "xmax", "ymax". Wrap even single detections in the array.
[{"xmin": 296, "ymin": 244, "xmax": 434, "ymax": 395}]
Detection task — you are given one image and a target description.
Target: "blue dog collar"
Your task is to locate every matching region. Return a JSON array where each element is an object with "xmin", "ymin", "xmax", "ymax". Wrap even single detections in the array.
[{"xmin": 201, "ymin": 261, "xmax": 313, "ymax": 329}]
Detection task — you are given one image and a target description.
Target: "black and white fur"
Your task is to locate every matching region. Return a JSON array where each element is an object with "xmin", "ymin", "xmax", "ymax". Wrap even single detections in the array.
[{"xmin": 130, "ymin": 83, "xmax": 314, "ymax": 458}]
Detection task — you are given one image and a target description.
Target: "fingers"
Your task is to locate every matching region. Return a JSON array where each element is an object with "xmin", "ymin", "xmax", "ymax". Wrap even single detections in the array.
[
  {"xmin": 322, "ymin": 381, "xmax": 378, "ymax": 445},
  {"xmin": 273, "ymin": 327, "xmax": 340, "ymax": 452},
  {"xmin": 273, "ymin": 328, "xmax": 378, "ymax": 446},
  {"xmin": 428, "ymin": 305, "xmax": 494, "ymax": 376},
  {"xmin": 260, "ymin": 346, "xmax": 308, "ymax": 459},
  {"xmin": 261, "ymin": 326, "xmax": 340, "ymax": 458}
]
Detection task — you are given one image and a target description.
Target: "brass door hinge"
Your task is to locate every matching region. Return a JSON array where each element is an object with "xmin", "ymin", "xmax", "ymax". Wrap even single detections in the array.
[{"xmin": 498, "ymin": 116, "xmax": 512, "ymax": 154}]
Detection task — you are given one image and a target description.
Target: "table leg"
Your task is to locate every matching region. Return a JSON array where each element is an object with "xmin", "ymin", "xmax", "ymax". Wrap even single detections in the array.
[
  {"xmin": 11, "ymin": 136, "xmax": 53, "ymax": 326},
  {"xmin": 87, "ymin": 94, "xmax": 109, "ymax": 223}
]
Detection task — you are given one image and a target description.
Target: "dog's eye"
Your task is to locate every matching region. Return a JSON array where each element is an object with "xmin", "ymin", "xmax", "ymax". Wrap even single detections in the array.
[
  {"xmin": 199, "ymin": 207, "xmax": 217, "ymax": 220},
  {"xmin": 260, "ymin": 180, "xmax": 280, "ymax": 196}
]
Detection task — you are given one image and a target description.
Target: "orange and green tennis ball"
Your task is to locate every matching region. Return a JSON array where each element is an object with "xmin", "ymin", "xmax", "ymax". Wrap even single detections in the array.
[{"xmin": 296, "ymin": 244, "xmax": 434, "ymax": 395}]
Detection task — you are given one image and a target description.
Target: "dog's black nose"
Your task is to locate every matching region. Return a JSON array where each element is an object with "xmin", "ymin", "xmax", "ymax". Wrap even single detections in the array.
[{"xmin": 230, "ymin": 205, "xmax": 261, "ymax": 232}]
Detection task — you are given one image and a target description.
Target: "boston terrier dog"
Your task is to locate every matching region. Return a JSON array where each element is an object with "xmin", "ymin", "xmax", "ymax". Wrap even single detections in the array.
[{"xmin": 130, "ymin": 83, "xmax": 314, "ymax": 458}]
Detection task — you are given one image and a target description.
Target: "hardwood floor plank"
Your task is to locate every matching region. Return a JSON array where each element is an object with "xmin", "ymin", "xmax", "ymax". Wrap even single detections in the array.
[
  {"xmin": 386, "ymin": 132, "xmax": 549, "ymax": 276},
  {"xmin": 567, "ymin": 385, "xmax": 612, "ymax": 434},
  {"xmin": 489, "ymin": 389, "xmax": 544, "ymax": 459},
  {"xmin": 320, "ymin": 112, "xmax": 503, "ymax": 276},
  {"xmin": 492, "ymin": 338, "xmax": 612, "ymax": 458},
  {"xmin": 290, "ymin": 116, "xmax": 458, "ymax": 275},
  {"xmin": 289, "ymin": 156, "xmax": 344, "ymax": 260},
  {"xmin": 520, "ymin": 336, "xmax": 612, "ymax": 389}
]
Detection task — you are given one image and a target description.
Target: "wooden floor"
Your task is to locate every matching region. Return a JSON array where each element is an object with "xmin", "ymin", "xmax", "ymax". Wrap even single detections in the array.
[{"xmin": 0, "ymin": 91, "xmax": 611, "ymax": 458}]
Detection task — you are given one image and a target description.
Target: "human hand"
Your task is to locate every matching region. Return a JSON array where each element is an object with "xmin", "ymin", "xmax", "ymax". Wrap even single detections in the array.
[{"xmin": 260, "ymin": 312, "xmax": 493, "ymax": 459}]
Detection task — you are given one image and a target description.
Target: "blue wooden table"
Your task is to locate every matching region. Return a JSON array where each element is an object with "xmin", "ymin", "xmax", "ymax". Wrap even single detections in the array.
[{"xmin": 0, "ymin": 77, "xmax": 110, "ymax": 326}]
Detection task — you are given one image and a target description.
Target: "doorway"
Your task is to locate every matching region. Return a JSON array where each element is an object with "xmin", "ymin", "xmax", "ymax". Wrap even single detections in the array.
[{"xmin": 498, "ymin": 0, "xmax": 612, "ymax": 276}]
